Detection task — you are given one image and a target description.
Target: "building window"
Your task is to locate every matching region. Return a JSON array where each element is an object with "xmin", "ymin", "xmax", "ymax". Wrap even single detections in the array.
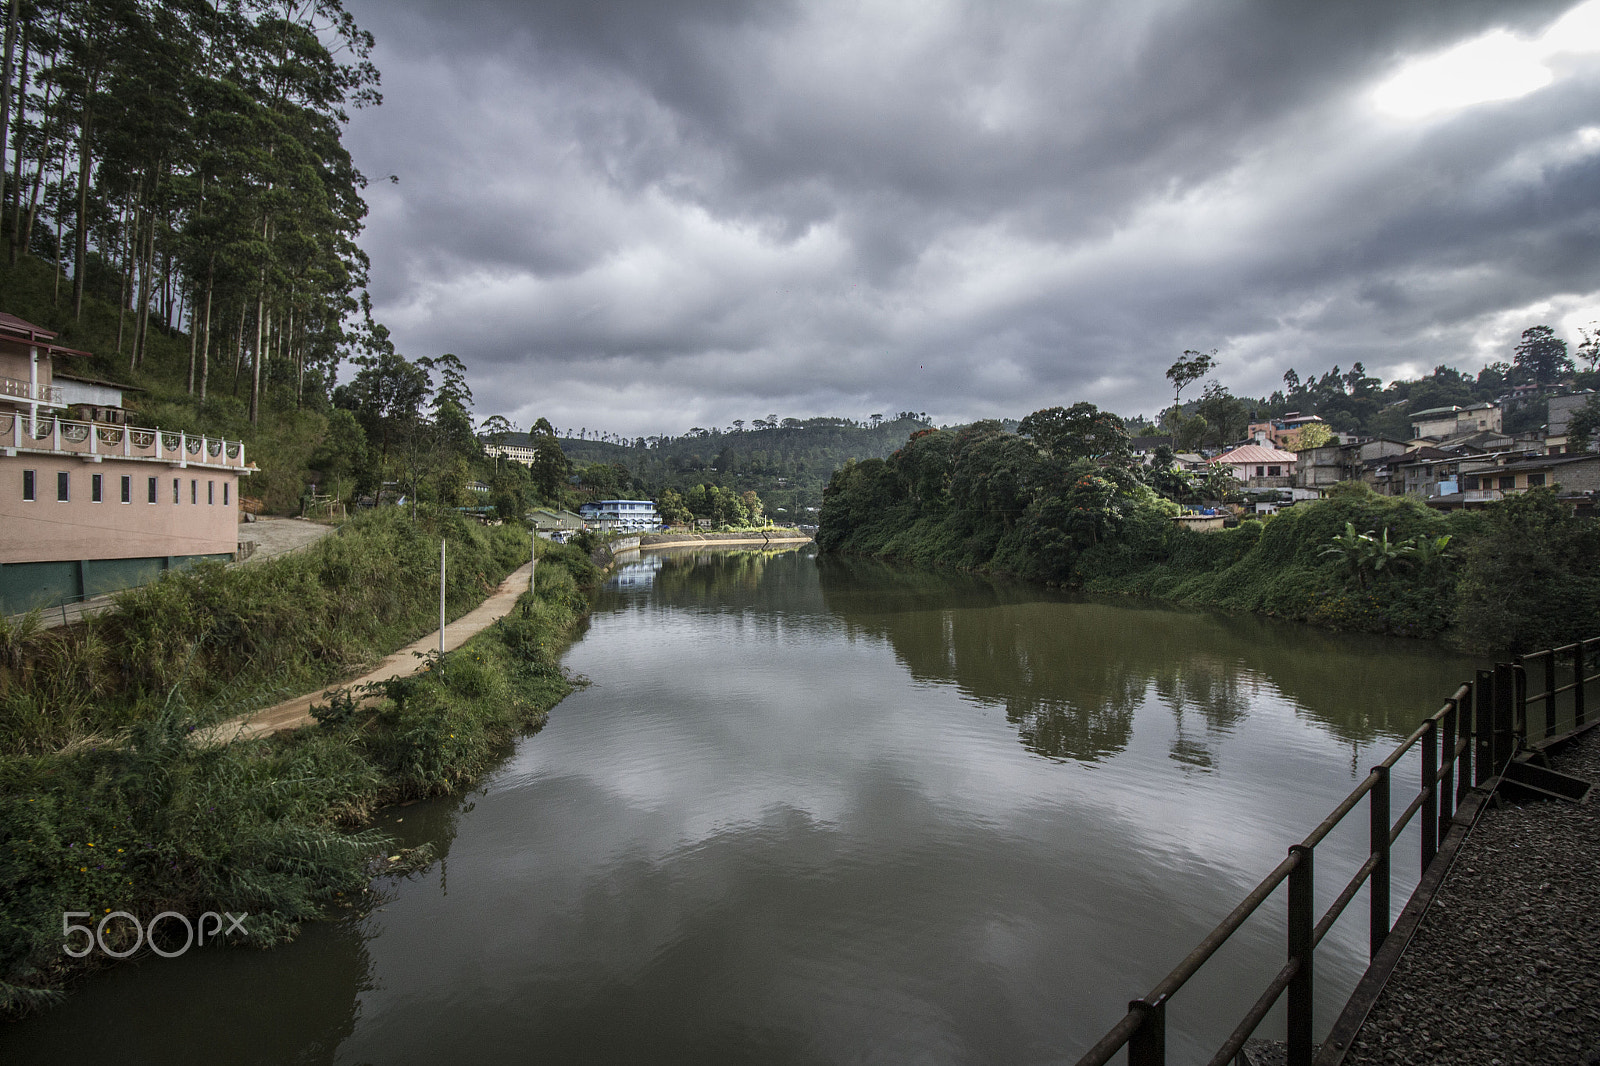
[
  {"xmin": 1268, "ymin": 466, "xmax": 1281, "ymax": 477},
  {"xmin": 57, "ymin": 471, "xmax": 69, "ymax": 501},
  {"xmin": 190, "ymin": 479, "xmax": 197, "ymax": 504},
  {"xmin": 1464, "ymin": 476, "xmax": 1479, "ymax": 490},
  {"xmin": 208, "ymin": 480, "xmax": 215, "ymax": 504},
  {"xmin": 121, "ymin": 475, "xmax": 131, "ymax": 503},
  {"xmin": 22, "ymin": 469, "xmax": 35, "ymax": 501},
  {"xmin": 223, "ymin": 482, "xmax": 230, "ymax": 506},
  {"xmin": 92, "ymin": 473, "xmax": 103, "ymax": 502},
  {"xmin": 1499, "ymin": 475, "xmax": 1516, "ymax": 490},
  {"xmin": 148, "ymin": 476, "xmax": 158, "ymax": 503},
  {"xmin": 1255, "ymin": 465, "xmax": 1264, "ymax": 476},
  {"xmin": 173, "ymin": 478, "xmax": 180, "ymax": 504},
  {"xmin": 1528, "ymin": 473, "xmax": 1545, "ymax": 488}
]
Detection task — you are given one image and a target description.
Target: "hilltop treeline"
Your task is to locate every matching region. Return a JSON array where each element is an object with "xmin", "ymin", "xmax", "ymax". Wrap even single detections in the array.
[
  {"xmin": 0, "ymin": 0, "xmax": 380, "ymax": 423},
  {"xmin": 1156, "ymin": 326, "xmax": 1598, "ymax": 449},
  {"xmin": 817, "ymin": 414, "xmax": 1600, "ymax": 652},
  {"xmin": 546, "ymin": 414, "xmax": 935, "ymax": 523}
]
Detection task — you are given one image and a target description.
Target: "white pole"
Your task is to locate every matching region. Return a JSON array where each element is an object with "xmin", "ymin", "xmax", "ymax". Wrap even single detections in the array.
[
  {"xmin": 439, "ymin": 538, "xmax": 446, "ymax": 658},
  {"xmin": 530, "ymin": 528, "xmax": 536, "ymax": 595}
]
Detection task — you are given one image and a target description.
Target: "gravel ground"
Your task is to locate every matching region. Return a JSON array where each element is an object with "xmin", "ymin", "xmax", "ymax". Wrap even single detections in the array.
[
  {"xmin": 235, "ymin": 515, "xmax": 337, "ymax": 562},
  {"xmin": 1341, "ymin": 736, "xmax": 1600, "ymax": 1066}
]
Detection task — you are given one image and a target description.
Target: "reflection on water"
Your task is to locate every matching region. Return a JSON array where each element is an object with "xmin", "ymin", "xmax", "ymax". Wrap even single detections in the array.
[
  {"xmin": 0, "ymin": 547, "xmax": 1486, "ymax": 1066},
  {"xmin": 816, "ymin": 555, "xmax": 1476, "ymax": 765}
]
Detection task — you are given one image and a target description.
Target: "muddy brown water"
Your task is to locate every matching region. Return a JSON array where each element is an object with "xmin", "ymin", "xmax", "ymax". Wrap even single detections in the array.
[{"xmin": 1, "ymin": 547, "xmax": 1485, "ymax": 1065}]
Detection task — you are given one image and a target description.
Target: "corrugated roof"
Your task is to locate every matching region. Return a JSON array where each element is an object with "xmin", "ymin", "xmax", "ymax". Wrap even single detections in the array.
[{"xmin": 1213, "ymin": 444, "xmax": 1298, "ymax": 464}]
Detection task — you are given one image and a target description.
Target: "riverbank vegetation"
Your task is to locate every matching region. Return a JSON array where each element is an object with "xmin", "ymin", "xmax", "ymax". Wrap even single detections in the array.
[
  {"xmin": 0, "ymin": 507, "xmax": 599, "ymax": 1013},
  {"xmin": 817, "ymin": 416, "xmax": 1600, "ymax": 654}
]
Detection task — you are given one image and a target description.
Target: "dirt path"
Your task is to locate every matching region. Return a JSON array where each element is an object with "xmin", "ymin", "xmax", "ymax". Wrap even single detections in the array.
[{"xmin": 209, "ymin": 562, "xmax": 534, "ymax": 743}]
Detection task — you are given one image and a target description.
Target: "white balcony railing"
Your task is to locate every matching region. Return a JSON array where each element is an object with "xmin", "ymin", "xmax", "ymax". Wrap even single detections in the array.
[
  {"xmin": 0, "ymin": 411, "xmax": 248, "ymax": 470},
  {"xmin": 1, "ymin": 375, "xmax": 64, "ymax": 405}
]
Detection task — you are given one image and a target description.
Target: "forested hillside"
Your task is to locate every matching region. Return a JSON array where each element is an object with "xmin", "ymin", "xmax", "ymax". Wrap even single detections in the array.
[
  {"xmin": 816, "ymin": 412, "xmax": 1600, "ymax": 652},
  {"xmin": 531, "ymin": 414, "xmax": 934, "ymax": 524}
]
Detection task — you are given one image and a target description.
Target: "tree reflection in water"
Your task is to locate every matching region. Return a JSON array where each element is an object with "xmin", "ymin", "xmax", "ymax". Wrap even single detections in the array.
[{"xmin": 815, "ymin": 554, "xmax": 1482, "ymax": 764}]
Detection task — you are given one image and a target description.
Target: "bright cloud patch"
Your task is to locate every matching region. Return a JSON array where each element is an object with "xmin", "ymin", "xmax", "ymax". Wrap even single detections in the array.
[{"xmin": 1372, "ymin": 30, "xmax": 1554, "ymax": 119}]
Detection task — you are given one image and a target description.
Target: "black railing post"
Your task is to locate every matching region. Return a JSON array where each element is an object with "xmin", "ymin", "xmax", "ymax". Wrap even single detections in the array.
[
  {"xmin": 1493, "ymin": 663, "xmax": 1516, "ymax": 770},
  {"xmin": 1510, "ymin": 663, "xmax": 1526, "ymax": 751},
  {"xmin": 1458, "ymin": 681, "xmax": 1475, "ymax": 804},
  {"xmin": 1475, "ymin": 671, "xmax": 1495, "ymax": 786},
  {"xmin": 1576, "ymin": 644, "xmax": 1587, "ymax": 728},
  {"xmin": 1369, "ymin": 765, "xmax": 1391, "ymax": 956},
  {"xmin": 1544, "ymin": 652, "xmax": 1558, "ymax": 740},
  {"xmin": 1127, "ymin": 998, "xmax": 1165, "ymax": 1066},
  {"xmin": 1421, "ymin": 725, "xmax": 1438, "ymax": 876},
  {"xmin": 1288, "ymin": 845, "xmax": 1314, "ymax": 1066},
  {"xmin": 1441, "ymin": 698, "xmax": 1458, "ymax": 834}
]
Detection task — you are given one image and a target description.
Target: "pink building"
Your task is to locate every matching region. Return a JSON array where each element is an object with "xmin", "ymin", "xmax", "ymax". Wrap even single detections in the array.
[
  {"xmin": 1211, "ymin": 444, "xmax": 1298, "ymax": 489},
  {"xmin": 0, "ymin": 313, "xmax": 253, "ymax": 612}
]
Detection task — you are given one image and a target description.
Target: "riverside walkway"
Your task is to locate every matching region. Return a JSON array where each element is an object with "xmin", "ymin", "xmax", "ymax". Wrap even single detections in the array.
[
  {"xmin": 1336, "ymin": 734, "xmax": 1600, "ymax": 1066},
  {"xmin": 211, "ymin": 561, "xmax": 534, "ymax": 743}
]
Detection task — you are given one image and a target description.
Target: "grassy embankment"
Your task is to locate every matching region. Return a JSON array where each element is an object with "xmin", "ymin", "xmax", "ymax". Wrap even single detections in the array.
[
  {"xmin": 821, "ymin": 462, "xmax": 1600, "ymax": 654},
  {"xmin": 0, "ymin": 506, "xmax": 599, "ymax": 1012}
]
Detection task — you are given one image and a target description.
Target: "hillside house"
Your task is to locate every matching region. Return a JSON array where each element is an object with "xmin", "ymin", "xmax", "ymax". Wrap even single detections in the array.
[
  {"xmin": 0, "ymin": 314, "xmax": 252, "ymax": 612},
  {"xmin": 1210, "ymin": 444, "xmax": 1298, "ymax": 489},
  {"xmin": 1547, "ymin": 392, "xmax": 1597, "ymax": 455},
  {"xmin": 1410, "ymin": 403, "xmax": 1501, "ymax": 440},
  {"xmin": 1245, "ymin": 412, "xmax": 1326, "ymax": 449}
]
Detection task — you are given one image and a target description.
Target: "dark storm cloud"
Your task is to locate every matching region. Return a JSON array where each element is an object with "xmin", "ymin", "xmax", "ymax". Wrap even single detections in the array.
[{"xmin": 340, "ymin": 0, "xmax": 1600, "ymax": 434}]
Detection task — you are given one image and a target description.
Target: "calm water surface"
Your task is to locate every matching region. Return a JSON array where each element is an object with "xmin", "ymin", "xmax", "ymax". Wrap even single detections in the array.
[{"xmin": 3, "ymin": 547, "xmax": 1484, "ymax": 1065}]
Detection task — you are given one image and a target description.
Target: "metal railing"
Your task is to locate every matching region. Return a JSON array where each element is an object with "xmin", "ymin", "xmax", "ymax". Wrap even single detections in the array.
[
  {"xmin": 0, "ymin": 411, "xmax": 247, "ymax": 469},
  {"xmin": 0, "ymin": 375, "xmax": 63, "ymax": 405},
  {"xmin": 1520, "ymin": 638, "xmax": 1600, "ymax": 751},
  {"xmin": 1076, "ymin": 638, "xmax": 1597, "ymax": 1066}
]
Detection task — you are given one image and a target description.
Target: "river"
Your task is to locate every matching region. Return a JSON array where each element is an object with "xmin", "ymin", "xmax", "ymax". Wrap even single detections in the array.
[{"xmin": 1, "ymin": 546, "xmax": 1485, "ymax": 1065}]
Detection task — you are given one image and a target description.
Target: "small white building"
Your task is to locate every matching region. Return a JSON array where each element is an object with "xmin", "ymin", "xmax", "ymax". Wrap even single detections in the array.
[{"xmin": 577, "ymin": 499, "xmax": 660, "ymax": 532}]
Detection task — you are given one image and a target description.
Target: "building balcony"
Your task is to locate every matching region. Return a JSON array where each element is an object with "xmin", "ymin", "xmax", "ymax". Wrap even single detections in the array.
[
  {"xmin": 0, "ymin": 411, "xmax": 249, "ymax": 470},
  {"xmin": 1, "ymin": 375, "xmax": 64, "ymax": 406}
]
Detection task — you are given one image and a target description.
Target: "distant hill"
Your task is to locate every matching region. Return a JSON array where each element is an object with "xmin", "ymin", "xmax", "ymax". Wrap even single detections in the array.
[{"xmin": 499, "ymin": 416, "xmax": 934, "ymax": 522}]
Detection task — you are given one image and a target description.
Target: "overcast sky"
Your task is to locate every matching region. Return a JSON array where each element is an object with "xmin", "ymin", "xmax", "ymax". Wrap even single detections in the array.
[{"xmin": 339, "ymin": 0, "xmax": 1600, "ymax": 437}]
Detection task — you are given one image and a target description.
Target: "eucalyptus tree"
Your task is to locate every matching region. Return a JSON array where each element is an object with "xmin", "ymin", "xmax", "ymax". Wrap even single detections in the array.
[{"xmin": 0, "ymin": 0, "xmax": 381, "ymax": 428}]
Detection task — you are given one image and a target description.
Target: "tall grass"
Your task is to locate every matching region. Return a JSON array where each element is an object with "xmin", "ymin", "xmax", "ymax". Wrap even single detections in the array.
[
  {"xmin": 0, "ymin": 506, "xmax": 527, "ymax": 756},
  {"xmin": 1, "ymin": 519, "xmax": 599, "ymax": 1013}
]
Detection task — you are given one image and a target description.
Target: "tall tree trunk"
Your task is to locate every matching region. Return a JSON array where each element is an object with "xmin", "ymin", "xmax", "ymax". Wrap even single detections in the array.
[
  {"xmin": 115, "ymin": 192, "xmax": 134, "ymax": 354},
  {"xmin": 51, "ymin": 138, "xmax": 65, "ymax": 304},
  {"xmin": 21, "ymin": 102, "xmax": 50, "ymax": 259},
  {"xmin": 232, "ymin": 301, "xmax": 246, "ymax": 396},
  {"xmin": 250, "ymin": 280, "xmax": 265, "ymax": 424},
  {"xmin": 135, "ymin": 167, "xmax": 164, "ymax": 365},
  {"xmin": 0, "ymin": 0, "xmax": 19, "ymax": 249},
  {"xmin": 186, "ymin": 280, "xmax": 198, "ymax": 393},
  {"xmin": 199, "ymin": 254, "xmax": 214, "ymax": 404},
  {"xmin": 8, "ymin": 16, "xmax": 26, "ymax": 261},
  {"xmin": 134, "ymin": 188, "xmax": 156, "ymax": 367},
  {"xmin": 71, "ymin": 102, "xmax": 91, "ymax": 319}
]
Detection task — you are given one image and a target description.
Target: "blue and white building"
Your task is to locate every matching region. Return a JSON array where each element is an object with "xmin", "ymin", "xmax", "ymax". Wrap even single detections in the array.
[{"xmin": 577, "ymin": 499, "xmax": 661, "ymax": 532}]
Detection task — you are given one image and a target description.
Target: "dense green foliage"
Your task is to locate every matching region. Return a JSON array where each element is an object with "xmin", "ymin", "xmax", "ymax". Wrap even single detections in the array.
[
  {"xmin": 0, "ymin": 512, "xmax": 598, "ymax": 1012},
  {"xmin": 0, "ymin": 0, "xmax": 379, "ymax": 421},
  {"xmin": 818, "ymin": 422, "xmax": 1600, "ymax": 653},
  {"xmin": 541, "ymin": 414, "xmax": 934, "ymax": 524},
  {"xmin": 0, "ymin": 506, "xmax": 527, "ymax": 754}
]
